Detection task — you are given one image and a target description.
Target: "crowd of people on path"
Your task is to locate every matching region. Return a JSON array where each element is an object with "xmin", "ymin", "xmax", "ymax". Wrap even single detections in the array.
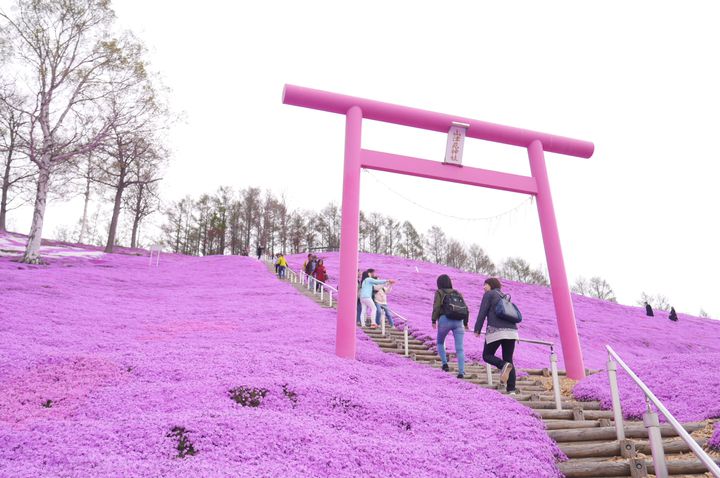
[
  {"xmin": 300, "ymin": 254, "xmax": 328, "ymax": 292},
  {"xmin": 431, "ymin": 274, "xmax": 519, "ymax": 392}
]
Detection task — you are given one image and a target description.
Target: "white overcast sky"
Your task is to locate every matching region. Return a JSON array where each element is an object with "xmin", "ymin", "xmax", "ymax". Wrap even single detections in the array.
[{"xmin": 6, "ymin": 1, "xmax": 720, "ymax": 317}]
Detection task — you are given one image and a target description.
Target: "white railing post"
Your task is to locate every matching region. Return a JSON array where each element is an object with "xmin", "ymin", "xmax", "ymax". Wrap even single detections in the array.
[
  {"xmin": 644, "ymin": 397, "xmax": 668, "ymax": 478},
  {"xmin": 486, "ymin": 363, "xmax": 493, "ymax": 386},
  {"xmin": 607, "ymin": 354, "xmax": 626, "ymax": 441},
  {"xmin": 550, "ymin": 349, "xmax": 562, "ymax": 410},
  {"xmin": 404, "ymin": 326, "xmax": 409, "ymax": 357},
  {"xmin": 328, "ymin": 290, "xmax": 332, "ymax": 307},
  {"xmin": 381, "ymin": 313, "xmax": 386, "ymax": 336},
  {"xmin": 320, "ymin": 285, "xmax": 324, "ymax": 301}
]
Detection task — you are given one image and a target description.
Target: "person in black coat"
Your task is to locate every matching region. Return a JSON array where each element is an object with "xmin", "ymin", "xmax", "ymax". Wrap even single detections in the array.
[
  {"xmin": 668, "ymin": 307, "xmax": 678, "ymax": 322},
  {"xmin": 645, "ymin": 302, "xmax": 654, "ymax": 317},
  {"xmin": 474, "ymin": 277, "xmax": 518, "ymax": 393}
]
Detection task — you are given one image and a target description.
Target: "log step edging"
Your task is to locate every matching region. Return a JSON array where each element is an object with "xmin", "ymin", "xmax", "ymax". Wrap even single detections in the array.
[
  {"xmin": 548, "ymin": 422, "xmax": 706, "ymax": 443},
  {"xmin": 558, "ymin": 457, "xmax": 720, "ymax": 477}
]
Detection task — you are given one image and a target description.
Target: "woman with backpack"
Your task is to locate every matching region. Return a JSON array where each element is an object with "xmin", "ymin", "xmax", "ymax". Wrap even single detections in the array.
[
  {"xmin": 474, "ymin": 278, "xmax": 518, "ymax": 394},
  {"xmin": 432, "ymin": 274, "xmax": 468, "ymax": 379}
]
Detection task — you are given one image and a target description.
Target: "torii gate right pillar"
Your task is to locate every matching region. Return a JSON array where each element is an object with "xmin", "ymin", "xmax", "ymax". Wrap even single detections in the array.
[{"xmin": 528, "ymin": 139, "xmax": 585, "ymax": 379}]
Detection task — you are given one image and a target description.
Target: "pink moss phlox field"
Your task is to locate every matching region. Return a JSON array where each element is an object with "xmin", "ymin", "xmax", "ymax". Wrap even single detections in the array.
[
  {"xmin": 0, "ymin": 238, "xmax": 563, "ymax": 477},
  {"xmin": 572, "ymin": 353, "xmax": 720, "ymax": 422},
  {"xmin": 288, "ymin": 252, "xmax": 720, "ymax": 422}
]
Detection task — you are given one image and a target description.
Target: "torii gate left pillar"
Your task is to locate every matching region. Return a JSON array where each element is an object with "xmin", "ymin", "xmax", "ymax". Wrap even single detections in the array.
[{"xmin": 283, "ymin": 85, "xmax": 594, "ymax": 379}]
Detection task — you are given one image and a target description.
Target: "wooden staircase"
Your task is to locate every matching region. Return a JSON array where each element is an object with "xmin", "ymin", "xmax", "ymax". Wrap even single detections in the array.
[{"xmin": 269, "ymin": 264, "xmax": 719, "ymax": 477}]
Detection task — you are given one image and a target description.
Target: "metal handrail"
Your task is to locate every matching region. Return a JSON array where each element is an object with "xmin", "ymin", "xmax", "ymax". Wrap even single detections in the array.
[
  {"xmin": 518, "ymin": 337, "xmax": 554, "ymax": 349},
  {"xmin": 516, "ymin": 338, "xmax": 562, "ymax": 410},
  {"xmin": 300, "ymin": 270, "xmax": 338, "ymax": 292},
  {"xmin": 297, "ymin": 270, "xmax": 336, "ymax": 306},
  {"xmin": 606, "ymin": 345, "xmax": 720, "ymax": 478}
]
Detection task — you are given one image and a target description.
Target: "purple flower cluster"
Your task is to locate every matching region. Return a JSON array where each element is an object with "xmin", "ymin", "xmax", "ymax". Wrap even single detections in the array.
[
  {"xmin": 709, "ymin": 422, "xmax": 720, "ymax": 451},
  {"xmin": 289, "ymin": 252, "xmax": 720, "ymax": 422},
  {"xmin": 0, "ymin": 239, "xmax": 563, "ymax": 477},
  {"xmin": 572, "ymin": 353, "xmax": 720, "ymax": 422}
]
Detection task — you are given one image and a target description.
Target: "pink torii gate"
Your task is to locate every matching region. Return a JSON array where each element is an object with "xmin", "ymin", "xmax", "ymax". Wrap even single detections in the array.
[{"xmin": 283, "ymin": 85, "xmax": 594, "ymax": 379}]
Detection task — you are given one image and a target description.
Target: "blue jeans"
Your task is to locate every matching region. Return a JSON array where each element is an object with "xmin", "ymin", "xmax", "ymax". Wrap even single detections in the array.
[
  {"xmin": 374, "ymin": 303, "xmax": 395, "ymax": 327},
  {"xmin": 437, "ymin": 315, "xmax": 465, "ymax": 375},
  {"xmin": 278, "ymin": 266, "xmax": 286, "ymax": 278},
  {"xmin": 356, "ymin": 299, "xmax": 362, "ymax": 325}
]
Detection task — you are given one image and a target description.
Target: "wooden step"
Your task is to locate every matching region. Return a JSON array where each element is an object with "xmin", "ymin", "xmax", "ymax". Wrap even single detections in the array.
[
  {"xmin": 522, "ymin": 400, "xmax": 602, "ymax": 410},
  {"xmin": 535, "ymin": 410, "xmax": 615, "ymax": 420},
  {"xmin": 548, "ymin": 422, "xmax": 706, "ymax": 442},
  {"xmin": 545, "ymin": 420, "xmax": 609, "ymax": 430},
  {"xmin": 559, "ymin": 457, "xmax": 720, "ymax": 477},
  {"xmin": 559, "ymin": 437, "xmax": 708, "ymax": 459}
]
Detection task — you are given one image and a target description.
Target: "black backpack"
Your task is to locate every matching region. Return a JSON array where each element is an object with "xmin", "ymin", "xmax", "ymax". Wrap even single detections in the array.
[{"xmin": 441, "ymin": 290, "xmax": 469, "ymax": 321}]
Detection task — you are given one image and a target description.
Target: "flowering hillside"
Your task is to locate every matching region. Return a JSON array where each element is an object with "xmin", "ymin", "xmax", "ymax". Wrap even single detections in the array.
[
  {"xmin": 0, "ymin": 239, "xmax": 563, "ymax": 477},
  {"xmin": 288, "ymin": 252, "xmax": 720, "ymax": 422}
]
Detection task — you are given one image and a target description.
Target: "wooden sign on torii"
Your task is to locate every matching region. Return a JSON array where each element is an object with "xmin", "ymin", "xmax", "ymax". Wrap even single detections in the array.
[{"xmin": 283, "ymin": 85, "xmax": 594, "ymax": 379}]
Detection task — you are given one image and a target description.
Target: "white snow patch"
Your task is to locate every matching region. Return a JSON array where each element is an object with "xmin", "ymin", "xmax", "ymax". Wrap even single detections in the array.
[{"xmin": 0, "ymin": 235, "xmax": 104, "ymax": 258}]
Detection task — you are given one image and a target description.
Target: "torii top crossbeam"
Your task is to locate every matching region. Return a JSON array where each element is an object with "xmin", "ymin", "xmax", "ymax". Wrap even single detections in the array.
[
  {"xmin": 283, "ymin": 84, "xmax": 594, "ymax": 379},
  {"xmin": 283, "ymin": 85, "xmax": 594, "ymax": 158}
]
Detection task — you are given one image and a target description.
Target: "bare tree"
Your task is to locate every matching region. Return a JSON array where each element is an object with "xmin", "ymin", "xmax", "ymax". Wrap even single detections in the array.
[
  {"xmin": 97, "ymin": 133, "xmax": 163, "ymax": 252},
  {"xmin": 358, "ymin": 211, "xmax": 369, "ymax": 252},
  {"xmin": 287, "ymin": 210, "xmax": 305, "ymax": 254},
  {"xmin": 0, "ymin": 89, "xmax": 33, "ymax": 231},
  {"xmin": 383, "ymin": 217, "xmax": 401, "ymax": 255},
  {"xmin": 317, "ymin": 202, "xmax": 340, "ymax": 251},
  {"xmin": 587, "ymin": 277, "xmax": 616, "ymax": 302},
  {"xmin": 572, "ymin": 276, "xmax": 590, "ymax": 296},
  {"xmin": 425, "ymin": 225, "xmax": 447, "ymax": 263},
  {"xmin": 445, "ymin": 239, "xmax": 468, "ymax": 269},
  {"xmin": 500, "ymin": 257, "xmax": 549, "ymax": 286},
  {"xmin": 72, "ymin": 153, "xmax": 103, "ymax": 243},
  {"xmin": 398, "ymin": 220, "xmax": 423, "ymax": 260},
  {"xmin": 467, "ymin": 244, "xmax": 496, "ymax": 275},
  {"xmin": 1, "ymin": 0, "xmax": 149, "ymax": 262},
  {"xmin": 573, "ymin": 276, "xmax": 616, "ymax": 302},
  {"xmin": 638, "ymin": 292, "xmax": 670, "ymax": 311},
  {"xmin": 366, "ymin": 212, "xmax": 384, "ymax": 254},
  {"xmin": 240, "ymin": 187, "xmax": 260, "ymax": 251},
  {"xmin": 276, "ymin": 194, "xmax": 289, "ymax": 253},
  {"xmin": 124, "ymin": 160, "xmax": 161, "ymax": 248},
  {"xmin": 161, "ymin": 197, "xmax": 191, "ymax": 253}
]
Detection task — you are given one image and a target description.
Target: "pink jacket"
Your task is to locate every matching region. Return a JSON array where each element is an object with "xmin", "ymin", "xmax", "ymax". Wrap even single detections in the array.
[{"xmin": 373, "ymin": 283, "xmax": 392, "ymax": 305}]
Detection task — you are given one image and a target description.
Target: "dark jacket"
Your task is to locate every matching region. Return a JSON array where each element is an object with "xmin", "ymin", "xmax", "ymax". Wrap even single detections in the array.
[
  {"xmin": 474, "ymin": 288, "xmax": 518, "ymax": 334},
  {"xmin": 431, "ymin": 288, "xmax": 468, "ymax": 327}
]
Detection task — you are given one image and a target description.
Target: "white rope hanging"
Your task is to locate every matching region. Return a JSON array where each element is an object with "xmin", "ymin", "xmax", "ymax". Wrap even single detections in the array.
[{"xmin": 362, "ymin": 168, "xmax": 534, "ymax": 222}]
